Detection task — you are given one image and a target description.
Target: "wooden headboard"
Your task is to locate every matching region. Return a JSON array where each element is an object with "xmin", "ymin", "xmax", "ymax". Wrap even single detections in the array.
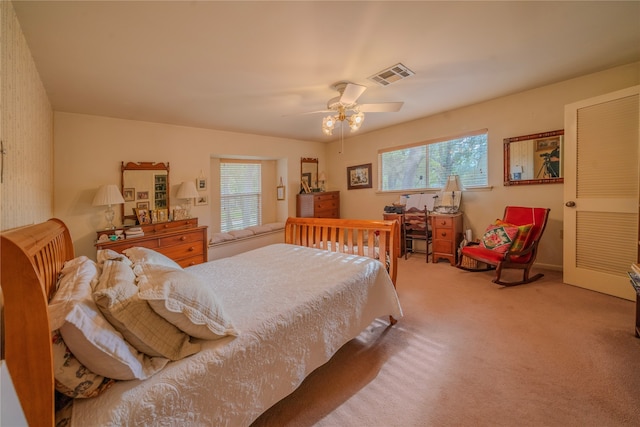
[
  {"xmin": 284, "ymin": 217, "xmax": 399, "ymax": 286},
  {"xmin": 1, "ymin": 219, "xmax": 74, "ymax": 427}
]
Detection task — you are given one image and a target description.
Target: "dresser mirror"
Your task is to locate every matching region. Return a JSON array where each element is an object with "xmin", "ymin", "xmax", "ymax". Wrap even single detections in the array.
[
  {"xmin": 503, "ymin": 130, "xmax": 564, "ymax": 186},
  {"xmin": 301, "ymin": 157, "xmax": 318, "ymax": 192},
  {"xmin": 121, "ymin": 161, "xmax": 170, "ymax": 223}
]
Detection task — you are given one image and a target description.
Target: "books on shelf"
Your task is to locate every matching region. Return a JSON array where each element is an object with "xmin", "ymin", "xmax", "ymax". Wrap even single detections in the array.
[{"xmin": 125, "ymin": 227, "xmax": 144, "ymax": 237}]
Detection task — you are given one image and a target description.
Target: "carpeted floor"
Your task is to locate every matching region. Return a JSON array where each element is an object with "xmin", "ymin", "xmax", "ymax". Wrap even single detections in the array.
[{"xmin": 252, "ymin": 257, "xmax": 640, "ymax": 426}]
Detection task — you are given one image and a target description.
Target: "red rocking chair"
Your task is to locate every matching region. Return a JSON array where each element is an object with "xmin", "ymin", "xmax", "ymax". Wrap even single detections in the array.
[{"xmin": 457, "ymin": 206, "xmax": 550, "ymax": 286}]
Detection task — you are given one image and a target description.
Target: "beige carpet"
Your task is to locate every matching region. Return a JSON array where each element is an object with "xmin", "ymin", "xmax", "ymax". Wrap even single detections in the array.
[{"xmin": 252, "ymin": 257, "xmax": 640, "ymax": 427}]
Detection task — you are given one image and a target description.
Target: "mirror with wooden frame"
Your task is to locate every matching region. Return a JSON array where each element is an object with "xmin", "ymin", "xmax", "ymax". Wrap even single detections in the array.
[
  {"xmin": 121, "ymin": 161, "xmax": 170, "ymax": 223},
  {"xmin": 503, "ymin": 130, "xmax": 564, "ymax": 186},
  {"xmin": 300, "ymin": 157, "xmax": 318, "ymax": 192}
]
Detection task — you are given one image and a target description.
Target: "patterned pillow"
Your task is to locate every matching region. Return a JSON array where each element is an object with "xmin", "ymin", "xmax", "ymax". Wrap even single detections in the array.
[
  {"xmin": 480, "ymin": 224, "xmax": 519, "ymax": 253},
  {"xmin": 52, "ymin": 330, "xmax": 117, "ymax": 398},
  {"xmin": 494, "ymin": 219, "xmax": 533, "ymax": 252}
]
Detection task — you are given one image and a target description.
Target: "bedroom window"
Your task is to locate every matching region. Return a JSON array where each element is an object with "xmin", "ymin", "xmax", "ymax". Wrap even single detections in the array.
[
  {"xmin": 220, "ymin": 160, "xmax": 262, "ymax": 232},
  {"xmin": 378, "ymin": 129, "xmax": 488, "ymax": 192}
]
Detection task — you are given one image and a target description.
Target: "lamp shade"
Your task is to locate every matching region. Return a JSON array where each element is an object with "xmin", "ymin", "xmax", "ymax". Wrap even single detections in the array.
[
  {"xmin": 176, "ymin": 181, "xmax": 199, "ymax": 199},
  {"xmin": 92, "ymin": 184, "xmax": 125, "ymax": 206},
  {"xmin": 318, "ymin": 172, "xmax": 327, "ymax": 181},
  {"xmin": 443, "ymin": 175, "xmax": 463, "ymax": 192}
]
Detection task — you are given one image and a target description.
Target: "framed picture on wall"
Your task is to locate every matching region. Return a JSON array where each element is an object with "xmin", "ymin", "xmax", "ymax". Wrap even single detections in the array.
[
  {"xmin": 137, "ymin": 191, "xmax": 149, "ymax": 200},
  {"xmin": 195, "ymin": 195, "xmax": 208, "ymax": 206},
  {"xmin": 123, "ymin": 188, "xmax": 135, "ymax": 202},
  {"xmin": 277, "ymin": 185, "xmax": 285, "ymax": 200},
  {"xmin": 196, "ymin": 177, "xmax": 207, "ymax": 191},
  {"xmin": 347, "ymin": 163, "xmax": 372, "ymax": 190}
]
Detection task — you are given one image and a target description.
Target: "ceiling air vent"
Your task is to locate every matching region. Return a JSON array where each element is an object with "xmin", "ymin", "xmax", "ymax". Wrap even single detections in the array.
[{"xmin": 368, "ymin": 63, "xmax": 414, "ymax": 86}]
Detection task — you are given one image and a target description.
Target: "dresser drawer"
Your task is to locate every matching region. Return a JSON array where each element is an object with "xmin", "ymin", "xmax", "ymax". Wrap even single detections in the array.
[
  {"xmin": 159, "ymin": 230, "xmax": 204, "ymax": 247},
  {"xmin": 315, "ymin": 209, "xmax": 339, "ymax": 218},
  {"xmin": 433, "ymin": 228, "xmax": 455, "ymax": 241},
  {"xmin": 433, "ymin": 239, "xmax": 454, "ymax": 254},
  {"xmin": 177, "ymin": 254, "xmax": 205, "ymax": 268},
  {"xmin": 156, "ymin": 241, "xmax": 204, "ymax": 261},
  {"xmin": 432, "ymin": 216, "xmax": 454, "ymax": 228},
  {"xmin": 314, "ymin": 198, "xmax": 338, "ymax": 212}
]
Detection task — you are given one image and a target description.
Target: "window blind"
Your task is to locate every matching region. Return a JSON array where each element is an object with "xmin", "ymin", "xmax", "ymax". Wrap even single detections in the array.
[{"xmin": 220, "ymin": 160, "xmax": 262, "ymax": 232}]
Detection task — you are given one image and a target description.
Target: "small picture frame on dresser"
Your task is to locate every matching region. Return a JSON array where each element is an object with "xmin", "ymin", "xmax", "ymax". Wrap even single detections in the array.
[
  {"xmin": 173, "ymin": 208, "xmax": 188, "ymax": 221},
  {"xmin": 135, "ymin": 208, "xmax": 151, "ymax": 225}
]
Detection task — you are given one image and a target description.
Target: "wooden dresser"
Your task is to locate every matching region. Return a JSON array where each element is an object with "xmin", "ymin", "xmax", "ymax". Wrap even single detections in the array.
[
  {"xmin": 96, "ymin": 218, "xmax": 208, "ymax": 267},
  {"xmin": 296, "ymin": 191, "xmax": 340, "ymax": 218},
  {"xmin": 430, "ymin": 212, "xmax": 463, "ymax": 266}
]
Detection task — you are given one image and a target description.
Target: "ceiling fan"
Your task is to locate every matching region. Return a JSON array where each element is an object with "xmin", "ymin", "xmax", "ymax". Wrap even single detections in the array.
[{"xmin": 304, "ymin": 81, "xmax": 404, "ymax": 136}]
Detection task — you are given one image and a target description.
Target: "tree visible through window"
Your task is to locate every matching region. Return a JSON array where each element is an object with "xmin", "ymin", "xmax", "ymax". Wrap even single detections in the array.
[
  {"xmin": 379, "ymin": 130, "xmax": 488, "ymax": 191},
  {"xmin": 220, "ymin": 160, "xmax": 261, "ymax": 232}
]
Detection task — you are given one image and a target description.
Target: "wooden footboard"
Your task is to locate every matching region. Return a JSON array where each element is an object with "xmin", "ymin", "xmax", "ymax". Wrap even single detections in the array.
[{"xmin": 284, "ymin": 217, "xmax": 399, "ymax": 286}]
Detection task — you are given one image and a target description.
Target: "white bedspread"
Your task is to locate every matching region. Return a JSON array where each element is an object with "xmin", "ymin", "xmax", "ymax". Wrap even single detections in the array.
[{"xmin": 71, "ymin": 243, "xmax": 402, "ymax": 426}]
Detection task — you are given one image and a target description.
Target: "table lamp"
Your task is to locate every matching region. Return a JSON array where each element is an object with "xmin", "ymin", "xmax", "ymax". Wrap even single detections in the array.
[
  {"xmin": 92, "ymin": 184, "xmax": 125, "ymax": 230},
  {"xmin": 443, "ymin": 175, "xmax": 463, "ymax": 213},
  {"xmin": 176, "ymin": 181, "xmax": 200, "ymax": 218},
  {"xmin": 318, "ymin": 171, "xmax": 327, "ymax": 191}
]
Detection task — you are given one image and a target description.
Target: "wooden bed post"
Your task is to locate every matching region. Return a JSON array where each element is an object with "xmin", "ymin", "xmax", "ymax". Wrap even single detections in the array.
[{"xmin": 1, "ymin": 219, "xmax": 74, "ymax": 427}]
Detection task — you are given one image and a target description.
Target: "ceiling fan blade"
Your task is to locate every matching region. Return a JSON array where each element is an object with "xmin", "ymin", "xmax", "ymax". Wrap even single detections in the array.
[
  {"xmin": 358, "ymin": 102, "xmax": 404, "ymax": 113},
  {"xmin": 284, "ymin": 109, "xmax": 333, "ymax": 117},
  {"xmin": 339, "ymin": 83, "xmax": 367, "ymax": 105}
]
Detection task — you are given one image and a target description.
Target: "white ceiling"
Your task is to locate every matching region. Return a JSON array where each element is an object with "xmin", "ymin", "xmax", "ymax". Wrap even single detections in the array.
[{"xmin": 12, "ymin": 1, "xmax": 640, "ymax": 143}]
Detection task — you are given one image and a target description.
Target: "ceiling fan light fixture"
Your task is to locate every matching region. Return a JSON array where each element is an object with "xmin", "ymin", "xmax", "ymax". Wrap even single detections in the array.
[
  {"xmin": 322, "ymin": 115, "xmax": 336, "ymax": 135},
  {"xmin": 348, "ymin": 111, "xmax": 365, "ymax": 131}
]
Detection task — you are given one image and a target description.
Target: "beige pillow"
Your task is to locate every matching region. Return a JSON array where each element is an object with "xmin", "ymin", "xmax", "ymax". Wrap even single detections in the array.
[
  {"xmin": 123, "ymin": 247, "xmax": 182, "ymax": 270},
  {"xmin": 136, "ymin": 263, "xmax": 238, "ymax": 340},
  {"xmin": 93, "ymin": 260, "xmax": 201, "ymax": 360},
  {"xmin": 48, "ymin": 256, "xmax": 168, "ymax": 380}
]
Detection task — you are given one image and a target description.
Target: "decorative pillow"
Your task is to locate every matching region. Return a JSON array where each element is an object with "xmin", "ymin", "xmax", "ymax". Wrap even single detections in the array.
[
  {"xmin": 136, "ymin": 263, "xmax": 238, "ymax": 340},
  {"xmin": 52, "ymin": 329, "xmax": 117, "ymax": 398},
  {"xmin": 211, "ymin": 232, "xmax": 235, "ymax": 244},
  {"xmin": 246, "ymin": 225, "xmax": 272, "ymax": 234},
  {"xmin": 48, "ymin": 257, "xmax": 168, "ymax": 380},
  {"xmin": 264, "ymin": 222, "xmax": 285, "ymax": 231},
  {"xmin": 494, "ymin": 219, "xmax": 533, "ymax": 252},
  {"xmin": 93, "ymin": 260, "xmax": 201, "ymax": 360},
  {"xmin": 228, "ymin": 229, "xmax": 254, "ymax": 239},
  {"xmin": 122, "ymin": 247, "xmax": 182, "ymax": 270},
  {"xmin": 480, "ymin": 224, "xmax": 519, "ymax": 253}
]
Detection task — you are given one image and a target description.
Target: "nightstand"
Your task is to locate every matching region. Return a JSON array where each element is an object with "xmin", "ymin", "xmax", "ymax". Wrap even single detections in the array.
[{"xmin": 430, "ymin": 212, "xmax": 463, "ymax": 265}]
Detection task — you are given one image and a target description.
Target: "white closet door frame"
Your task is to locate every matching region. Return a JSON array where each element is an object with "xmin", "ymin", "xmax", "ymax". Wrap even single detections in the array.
[{"xmin": 563, "ymin": 85, "xmax": 639, "ymax": 300}]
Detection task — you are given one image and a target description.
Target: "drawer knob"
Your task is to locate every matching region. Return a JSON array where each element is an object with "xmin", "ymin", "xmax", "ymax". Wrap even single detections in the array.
[
  {"xmin": 188, "ymin": 246, "xmax": 195, "ymax": 251},
  {"xmin": 180, "ymin": 236, "xmax": 187, "ymax": 241}
]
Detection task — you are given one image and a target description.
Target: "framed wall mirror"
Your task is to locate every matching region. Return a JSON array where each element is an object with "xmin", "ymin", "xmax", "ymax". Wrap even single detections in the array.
[
  {"xmin": 121, "ymin": 161, "xmax": 170, "ymax": 223},
  {"xmin": 503, "ymin": 129, "xmax": 564, "ymax": 186},
  {"xmin": 300, "ymin": 157, "xmax": 318, "ymax": 192}
]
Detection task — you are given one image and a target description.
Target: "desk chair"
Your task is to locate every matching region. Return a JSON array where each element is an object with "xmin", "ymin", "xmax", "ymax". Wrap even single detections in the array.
[{"xmin": 404, "ymin": 206, "xmax": 431, "ymax": 262}]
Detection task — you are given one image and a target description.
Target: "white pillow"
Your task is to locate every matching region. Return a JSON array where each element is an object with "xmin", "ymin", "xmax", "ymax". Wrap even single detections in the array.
[
  {"xmin": 123, "ymin": 247, "xmax": 182, "ymax": 270},
  {"xmin": 48, "ymin": 256, "xmax": 169, "ymax": 380},
  {"xmin": 264, "ymin": 222, "xmax": 285, "ymax": 231},
  {"xmin": 246, "ymin": 225, "xmax": 272, "ymax": 234},
  {"xmin": 52, "ymin": 329, "xmax": 116, "ymax": 398},
  {"xmin": 136, "ymin": 263, "xmax": 238, "ymax": 340},
  {"xmin": 93, "ymin": 260, "xmax": 201, "ymax": 360},
  {"xmin": 211, "ymin": 232, "xmax": 235, "ymax": 244}
]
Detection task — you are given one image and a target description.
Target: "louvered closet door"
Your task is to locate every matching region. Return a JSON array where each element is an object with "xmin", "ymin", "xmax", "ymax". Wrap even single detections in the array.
[{"xmin": 563, "ymin": 86, "xmax": 639, "ymax": 300}]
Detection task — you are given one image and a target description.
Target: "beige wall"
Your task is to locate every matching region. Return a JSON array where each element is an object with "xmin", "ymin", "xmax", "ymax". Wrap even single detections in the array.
[
  {"xmin": 326, "ymin": 62, "xmax": 640, "ymax": 270},
  {"xmin": 53, "ymin": 113, "xmax": 326, "ymax": 259},
  {"xmin": 0, "ymin": 1, "xmax": 53, "ymax": 231}
]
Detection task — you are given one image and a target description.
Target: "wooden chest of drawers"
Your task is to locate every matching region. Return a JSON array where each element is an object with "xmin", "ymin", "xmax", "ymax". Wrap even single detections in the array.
[
  {"xmin": 430, "ymin": 212, "xmax": 463, "ymax": 266},
  {"xmin": 96, "ymin": 218, "xmax": 208, "ymax": 267},
  {"xmin": 296, "ymin": 191, "xmax": 340, "ymax": 218}
]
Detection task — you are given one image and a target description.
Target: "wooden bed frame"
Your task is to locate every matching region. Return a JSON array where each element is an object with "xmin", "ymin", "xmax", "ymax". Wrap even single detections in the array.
[{"xmin": 1, "ymin": 216, "xmax": 399, "ymax": 426}]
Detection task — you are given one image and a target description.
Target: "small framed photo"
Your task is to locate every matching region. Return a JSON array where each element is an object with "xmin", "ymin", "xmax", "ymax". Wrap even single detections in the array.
[
  {"xmin": 277, "ymin": 185, "xmax": 285, "ymax": 200},
  {"xmin": 150, "ymin": 210, "xmax": 158, "ymax": 224},
  {"xmin": 196, "ymin": 177, "xmax": 207, "ymax": 191},
  {"xmin": 195, "ymin": 195, "xmax": 208, "ymax": 206},
  {"xmin": 136, "ymin": 201, "xmax": 149, "ymax": 210},
  {"xmin": 137, "ymin": 191, "xmax": 149, "ymax": 200},
  {"xmin": 135, "ymin": 208, "xmax": 151, "ymax": 225},
  {"xmin": 123, "ymin": 188, "xmax": 135, "ymax": 202},
  {"xmin": 173, "ymin": 208, "xmax": 188, "ymax": 220},
  {"xmin": 301, "ymin": 180, "xmax": 311, "ymax": 194},
  {"xmin": 347, "ymin": 163, "xmax": 372, "ymax": 190},
  {"xmin": 157, "ymin": 209, "xmax": 168, "ymax": 223}
]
